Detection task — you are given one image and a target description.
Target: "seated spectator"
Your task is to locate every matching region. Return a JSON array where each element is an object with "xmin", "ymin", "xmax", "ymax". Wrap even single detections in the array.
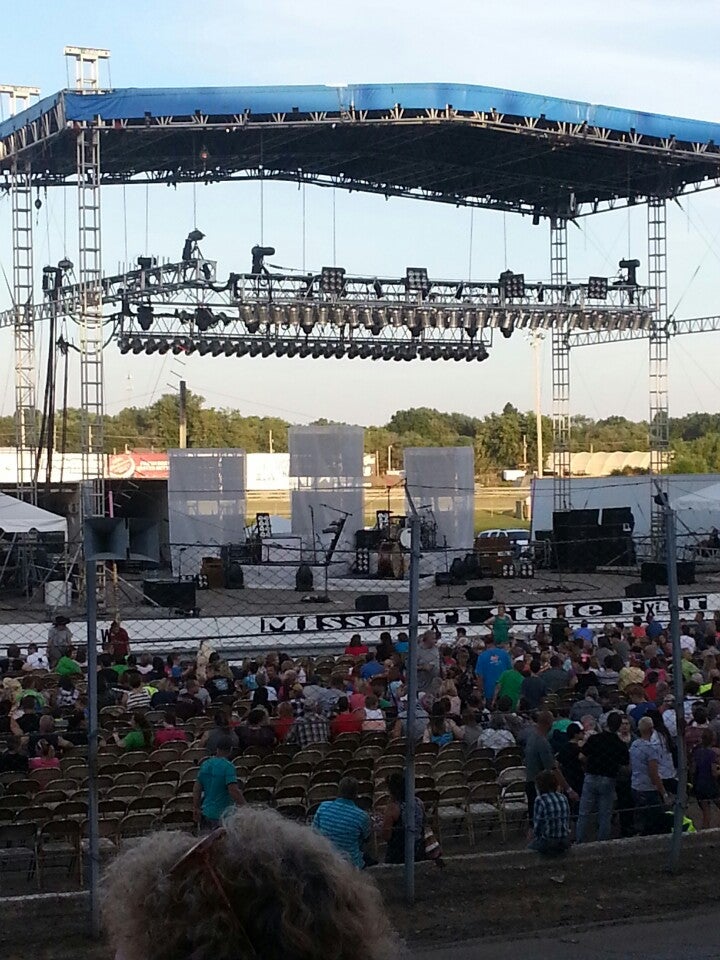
[
  {"xmin": 55, "ymin": 676, "xmax": 80, "ymax": 710},
  {"xmin": 55, "ymin": 648, "xmax": 82, "ymax": 677},
  {"xmin": 123, "ymin": 671, "xmax": 152, "ymax": 711},
  {"xmin": 274, "ymin": 701, "xmax": 296, "ymax": 742},
  {"xmin": 376, "ymin": 632, "xmax": 395, "ymax": 663},
  {"xmin": 541, "ymin": 655, "xmax": 573, "ymax": 694},
  {"xmin": 65, "ymin": 703, "xmax": 89, "ymax": 745},
  {"xmin": 151, "ymin": 677, "xmax": 179, "ymax": 709},
  {"xmin": 348, "ymin": 680, "xmax": 368, "ymax": 713},
  {"xmin": 619, "ymin": 656, "xmax": 645, "ymax": 692},
  {"xmin": 135, "ymin": 653, "xmax": 155, "ymax": 678},
  {"xmin": 477, "ymin": 712, "xmax": 516, "ymax": 753},
  {"xmin": 423, "ymin": 702, "xmax": 461, "ymax": 746},
  {"xmin": 113, "ymin": 712, "xmax": 154, "ymax": 751},
  {"xmin": 529, "ymin": 769, "xmax": 571, "ymax": 856},
  {"xmin": 438, "ymin": 679, "xmax": 462, "ymax": 716},
  {"xmin": 0, "ymin": 735, "xmax": 29, "ymax": 774},
  {"xmin": 360, "ymin": 653, "xmax": 385, "ymax": 682},
  {"xmin": 361, "ymin": 694, "xmax": 386, "ymax": 732},
  {"xmin": 103, "ymin": 805, "xmax": 398, "ymax": 960},
  {"xmin": 313, "ymin": 776, "xmax": 371, "ymax": 869},
  {"xmin": 181, "ymin": 678, "xmax": 211, "ymax": 710},
  {"xmin": 205, "ymin": 663, "xmax": 234, "ymax": 701},
  {"xmin": 287, "ymin": 699, "xmax": 330, "ymax": 748},
  {"xmin": 154, "ymin": 710, "xmax": 188, "ymax": 748},
  {"xmin": 13, "ymin": 696, "xmax": 37, "ymax": 735},
  {"xmin": 381, "ymin": 771, "xmax": 427, "ymax": 864},
  {"xmin": 202, "ymin": 710, "xmax": 239, "ymax": 756},
  {"xmin": 28, "ymin": 714, "xmax": 73, "ymax": 755},
  {"xmin": 29, "ymin": 738, "xmax": 61, "ymax": 771},
  {"xmin": 331, "ymin": 696, "xmax": 363, "ymax": 738},
  {"xmin": 23, "ymin": 643, "xmax": 49, "ymax": 672},
  {"xmin": 345, "ymin": 634, "xmax": 369, "ymax": 657},
  {"xmin": 236, "ymin": 708, "xmax": 277, "ymax": 752},
  {"xmin": 395, "ymin": 632, "xmax": 410, "ymax": 657},
  {"xmin": 458, "ymin": 708, "xmax": 482, "ymax": 749},
  {"xmin": 569, "ymin": 686, "xmax": 603, "ymax": 723}
]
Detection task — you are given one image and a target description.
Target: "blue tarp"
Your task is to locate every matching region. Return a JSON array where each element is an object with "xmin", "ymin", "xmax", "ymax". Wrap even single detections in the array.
[{"xmin": 1, "ymin": 82, "xmax": 719, "ymax": 146}]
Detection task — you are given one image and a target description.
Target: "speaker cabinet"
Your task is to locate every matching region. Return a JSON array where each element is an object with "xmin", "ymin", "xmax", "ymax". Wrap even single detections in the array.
[
  {"xmin": 625, "ymin": 582, "xmax": 657, "ymax": 598},
  {"xmin": 464, "ymin": 585, "xmax": 494, "ymax": 602},
  {"xmin": 143, "ymin": 579, "xmax": 196, "ymax": 611},
  {"xmin": 84, "ymin": 518, "xmax": 129, "ymax": 562},
  {"xmin": 354, "ymin": 594, "xmax": 390, "ymax": 612}
]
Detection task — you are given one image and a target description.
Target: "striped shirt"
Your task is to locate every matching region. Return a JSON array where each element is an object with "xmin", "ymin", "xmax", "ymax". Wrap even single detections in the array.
[
  {"xmin": 533, "ymin": 791, "xmax": 570, "ymax": 841},
  {"xmin": 313, "ymin": 798, "xmax": 370, "ymax": 868},
  {"xmin": 125, "ymin": 689, "xmax": 151, "ymax": 711}
]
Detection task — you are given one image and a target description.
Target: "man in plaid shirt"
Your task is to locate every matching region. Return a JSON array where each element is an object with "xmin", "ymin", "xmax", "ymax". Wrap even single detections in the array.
[
  {"xmin": 286, "ymin": 699, "xmax": 330, "ymax": 749},
  {"xmin": 529, "ymin": 770, "xmax": 571, "ymax": 856}
]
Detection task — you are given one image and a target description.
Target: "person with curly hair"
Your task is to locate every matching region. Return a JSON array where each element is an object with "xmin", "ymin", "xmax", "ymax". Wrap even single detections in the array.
[{"xmin": 102, "ymin": 806, "xmax": 401, "ymax": 960}]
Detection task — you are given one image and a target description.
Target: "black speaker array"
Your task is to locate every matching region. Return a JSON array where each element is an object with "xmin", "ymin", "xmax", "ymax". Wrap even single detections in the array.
[
  {"xmin": 354, "ymin": 593, "xmax": 390, "ymax": 612},
  {"xmin": 552, "ymin": 506, "xmax": 636, "ymax": 572},
  {"xmin": 641, "ymin": 560, "xmax": 696, "ymax": 586},
  {"xmin": 143, "ymin": 579, "xmax": 196, "ymax": 611}
]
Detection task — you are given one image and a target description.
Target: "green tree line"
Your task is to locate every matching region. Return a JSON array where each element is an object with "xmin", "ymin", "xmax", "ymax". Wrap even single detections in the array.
[{"xmin": 0, "ymin": 396, "xmax": 719, "ymax": 477}]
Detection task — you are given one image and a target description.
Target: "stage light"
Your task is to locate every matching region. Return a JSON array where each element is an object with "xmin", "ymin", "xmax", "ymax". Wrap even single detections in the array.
[
  {"xmin": 402, "ymin": 344, "xmax": 417, "ymax": 360},
  {"xmin": 587, "ymin": 276, "xmax": 608, "ymax": 299},
  {"xmin": 388, "ymin": 307, "xmax": 403, "ymax": 327},
  {"xmin": 322, "ymin": 343, "xmax": 335, "ymax": 359},
  {"xmin": 137, "ymin": 304, "xmax": 154, "ymax": 331},
  {"xmin": 195, "ymin": 306, "xmax": 216, "ymax": 331},
  {"xmin": 500, "ymin": 270, "xmax": 525, "ymax": 299},
  {"xmin": 119, "ymin": 338, "xmax": 131, "ymax": 355},
  {"xmin": 261, "ymin": 342, "xmax": 273, "ymax": 358},
  {"xmin": 58, "ymin": 258, "xmax": 73, "ymax": 273},
  {"xmin": 251, "ymin": 245, "xmax": 275, "ymax": 275},
  {"xmin": 370, "ymin": 344, "xmax": 384, "ymax": 360},
  {"xmin": 236, "ymin": 340, "xmax": 252, "ymax": 356},
  {"xmin": 333, "ymin": 343, "xmax": 345, "ymax": 359},
  {"xmin": 131, "ymin": 338, "xmax": 144, "ymax": 355},
  {"xmin": 249, "ymin": 342, "xmax": 263, "ymax": 357},
  {"xmin": 405, "ymin": 267, "xmax": 430, "ymax": 298},
  {"xmin": 618, "ymin": 258, "xmax": 640, "ymax": 287},
  {"xmin": 316, "ymin": 305, "xmax": 329, "ymax": 325},
  {"xmin": 321, "ymin": 266, "xmax": 346, "ymax": 296},
  {"xmin": 156, "ymin": 339, "xmax": 170, "ymax": 355},
  {"xmin": 463, "ymin": 308, "xmax": 478, "ymax": 336},
  {"xmin": 454, "ymin": 283, "xmax": 464, "ymax": 300},
  {"xmin": 299, "ymin": 342, "xmax": 312, "ymax": 358},
  {"xmin": 224, "ymin": 341, "xmax": 237, "ymax": 357},
  {"xmin": 137, "ymin": 256, "xmax": 155, "ymax": 270},
  {"xmin": 311, "ymin": 342, "xmax": 323, "ymax": 359},
  {"xmin": 201, "ymin": 263, "xmax": 213, "ymax": 282},
  {"xmin": 445, "ymin": 309, "xmax": 460, "ymax": 329},
  {"xmin": 286, "ymin": 342, "xmax": 300, "ymax": 357},
  {"xmin": 211, "ymin": 341, "xmax": 224, "ymax": 357},
  {"xmin": 381, "ymin": 345, "xmax": 395, "ymax": 361},
  {"xmin": 441, "ymin": 345, "xmax": 454, "ymax": 361},
  {"xmin": 144, "ymin": 338, "xmax": 158, "ymax": 354},
  {"xmin": 286, "ymin": 305, "xmax": 300, "ymax": 326},
  {"xmin": 275, "ymin": 342, "xmax": 288, "ymax": 357},
  {"xmin": 197, "ymin": 340, "xmax": 212, "ymax": 356},
  {"xmin": 182, "ymin": 229, "xmax": 205, "ymax": 261},
  {"xmin": 373, "ymin": 278, "xmax": 383, "ymax": 299},
  {"xmin": 347, "ymin": 343, "xmax": 361, "ymax": 359},
  {"xmin": 452, "ymin": 346, "xmax": 464, "ymax": 361}
]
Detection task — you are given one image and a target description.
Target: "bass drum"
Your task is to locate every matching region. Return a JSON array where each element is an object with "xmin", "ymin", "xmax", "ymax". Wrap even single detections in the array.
[
  {"xmin": 399, "ymin": 528, "xmax": 412, "ymax": 550},
  {"xmin": 378, "ymin": 540, "xmax": 406, "ymax": 579}
]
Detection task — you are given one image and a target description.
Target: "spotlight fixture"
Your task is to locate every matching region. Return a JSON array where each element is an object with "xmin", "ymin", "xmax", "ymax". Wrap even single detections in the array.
[
  {"xmin": 137, "ymin": 256, "xmax": 156, "ymax": 270},
  {"xmin": 587, "ymin": 276, "xmax": 608, "ymax": 300},
  {"xmin": 182, "ymin": 229, "xmax": 205, "ymax": 261},
  {"xmin": 58, "ymin": 258, "xmax": 73, "ymax": 273},
  {"xmin": 618, "ymin": 258, "xmax": 640, "ymax": 287},
  {"xmin": 211, "ymin": 341, "xmax": 224, "ymax": 357},
  {"xmin": 500, "ymin": 270, "xmax": 525, "ymax": 299},
  {"xmin": 320, "ymin": 266, "xmax": 346, "ymax": 296},
  {"xmin": 137, "ymin": 303, "xmax": 154, "ymax": 331},
  {"xmin": 249, "ymin": 342, "xmax": 262, "ymax": 357},
  {"xmin": 373, "ymin": 278, "xmax": 383, "ymax": 299},
  {"xmin": 144, "ymin": 338, "xmax": 158, "ymax": 355},
  {"xmin": 405, "ymin": 267, "xmax": 430, "ymax": 298},
  {"xmin": 156, "ymin": 339, "xmax": 170, "ymax": 355},
  {"xmin": 251, "ymin": 245, "xmax": 275, "ymax": 275},
  {"xmin": 197, "ymin": 340, "xmax": 212, "ymax": 356},
  {"xmin": 130, "ymin": 338, "xmax": 144, "ymax": 355},
  {"xmin": 119, "ymin": 338, "xmax": 131, "ymax": 355},
  {"xmin": 195, "ymin": 306, "xmax": 216, "ymax": 331}
]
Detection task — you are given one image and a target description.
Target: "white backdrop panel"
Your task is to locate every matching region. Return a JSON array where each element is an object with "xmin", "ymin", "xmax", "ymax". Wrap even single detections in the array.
[{"xmin": 404, "ymin": 446, "xmax": 475, "ymax": 550}]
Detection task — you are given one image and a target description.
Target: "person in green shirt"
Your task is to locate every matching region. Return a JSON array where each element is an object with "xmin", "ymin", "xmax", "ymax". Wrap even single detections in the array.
[
  {"xmin": 494, "ymin": 658, "xmax": 525, "ymax": 709},
  {"xmin": 55, "ymin": 653, "xmax": 82, "ymax": 677},
  {"xmin": 485, "ymin": 603, "xmax": 513, "ymax": 646},
  {"xmin": 193, "ymin": 735, "xmax": 245, "ymax": 828},
  {"xmin": 113, "ymin": 712, "xmax": 154, "ymax": 751}
]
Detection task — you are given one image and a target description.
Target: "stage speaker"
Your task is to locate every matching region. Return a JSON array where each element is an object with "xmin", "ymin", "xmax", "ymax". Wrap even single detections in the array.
[
  {"xmin": 143, "ymin": 579, "xmax": 196, "ymax": 610},
  {"xmin": 435, "ymin": 572, "xmax": 454, "ymax": 586},
  {"xmin": 625, "ymin": 582, "xmax": 657, "ymax": 598},
  {"xmin": 601, "ymin": 506, "xmax": 635, "ymax": 532},
  {"xmin": 127, "ymin": 518, "xmax": 160, "ymax": 563},
  {"xmin": 295, "ymin": 564, "xmax": 314, "ymax": 592},
  {"xmin": 468, "ymin": 606, "xmax": 494, "ymax": 624},
  {"xmin": 225, "ymin": 563, "xmax": 244, "ymax": 589},
  {"xmin": 641, "ymin": 561, "xmax": 695, "ymax": 586},
  {"xmin": 84, "ymin": 518, "xmax": 129, "ymax": 562},
  {"xmin": 464, "ymin": 585, "xmax": 494, "ymax": 602},
  {"xmin": 355, "ymin": 529, "xmax": 383, "ymax": 549},
  {"xmin": 354, "ymin": 593, "xmax": 389, "ymax": 612}
]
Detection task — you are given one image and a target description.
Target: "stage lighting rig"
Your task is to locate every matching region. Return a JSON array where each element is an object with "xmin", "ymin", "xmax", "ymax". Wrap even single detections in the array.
[
  {"xmin": 195, "ymin": 306, "xmax": 216, "ymax": 331},
  {"xmin": 500, "ymin": 270, "xmax": 525, "ymax": 299},
  {"xmin": 615, "ymin": 257, "xmax": 640, "ymax": 304},
  {"xmin": 320, "ymin": 266, "xmax": 346, "ymax": 296},
  {"xmin": 137, "ymin": 304, "xmax": 154, "ymax": 330},
  {"xmin": 587, "ymin": 276, "xmax": 608, "ymax": 300},
  {"xmin": 405, "ymin": 267, "xmax": 430, "ymax": 299}
]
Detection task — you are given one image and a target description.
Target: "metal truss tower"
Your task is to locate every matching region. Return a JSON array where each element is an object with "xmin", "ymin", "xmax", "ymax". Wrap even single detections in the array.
[
  {"xmin": 3, "ymin": 85, "xmax": 41, "ymax": 504},
  {"xmin": 551, "ymin": 218, "xmax": 571, "ymax": 513},
  {"xmin": 648, "ymin": 198, "xmax": 670, "ymax": 556}
]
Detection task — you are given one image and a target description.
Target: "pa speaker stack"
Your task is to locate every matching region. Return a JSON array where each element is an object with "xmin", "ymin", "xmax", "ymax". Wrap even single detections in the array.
[
  {"xmin": 553, "ymin": 509, "xmax": 600, "ymax": 572},
  {"xmin": 597, "ymin": 506, "xmax": 636, "ymax": 566},
  {"xmin": 641, "ymin": 560, "xmax": 696, "ymax": 586}
]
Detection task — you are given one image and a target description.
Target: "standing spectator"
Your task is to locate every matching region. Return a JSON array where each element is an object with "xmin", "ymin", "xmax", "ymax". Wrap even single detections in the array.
[
  {"xmin": 46, "ymin": 616, "xmax": 72, "ymax": 668},
  {"xmin": 107, "ymin": 621, "xmax": 130, "ymax": 659},
  {"xmin": 521, "ymin": 658, "xmax": 546, "ymax": 711},
  {"xmin": 493, "ymin": 658, "xmax": 525, "ymax": 710},
  {"xmin": 540, "ymin": 655, "xmax": 572, "ymax": 694},
  {"xmin": 475, "ymin": 636, "xmax": 511, "ymax": 703},
  {"xmin": 573, "ymin": 619, "xmax": 595, "ymax": 648},
  {"xmin": 528, "ymin": 770, "xmax": 571, "ymax": 856},
  {"xmin": 630, "ymin": 715, "xmax": 669, "ymax": 835},
  {"xmin": 195, "ymin": 638, "xmax": 214, "ymax": 685},
  {"xmin": 382, "ymin": 772, "xmax": 427, "ymax": 864},
  {"xmin": 286, "ymin": 700, "xmax": 330, "ymax": 749},
  {"xmin": 557, "ymin": 722, "xmax": 585, "ymax": 800},
  {"xmin": 648, "ymin": 709, "xmax": 677, "ymax": 795},
  {"xmin": 193, "ymin": 736, "xmax": 244, "ymax": 830},
  {"xmin": 376, "ymin": 632, "xmax": 395, "ymax": 663},
  {"xmin": 485, "ymin": 603, "xmax": 513, "ymax": 647},
  {"xmin": 312, "ymin": 777, "xmax": 371, "ymax": 869},
  {"xmin": 576, "ymin": 711, "xmax": 629, "ymax": 843},
  {"xmin": 524, "ymin": 710, "xmax": 577, "ymax": 817},
  {"xmin": 549, "ymin": 606, "xmax": 571, "ymax": 647},
  {"xmin": 570, "ymin": 687, "xmax": 603, "ymax": 723},
  {"xmin": 691, "ymin": 728, "xmax": 720, "ymax": 829},
  {"xmin": 416, "ymin": 630, "xmax": 441, "ymax": 696}
]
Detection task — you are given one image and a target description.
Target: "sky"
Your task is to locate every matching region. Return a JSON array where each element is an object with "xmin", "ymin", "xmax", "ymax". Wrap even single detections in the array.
[{"xmin": 1, "ymin": 0, "xmax": 720, "ymax": 439}]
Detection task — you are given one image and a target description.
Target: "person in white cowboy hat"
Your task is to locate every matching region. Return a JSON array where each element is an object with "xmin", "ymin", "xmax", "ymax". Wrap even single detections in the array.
[{"xmin": 46, "ymin": 615, "xmax": 72, "ymax": 669}]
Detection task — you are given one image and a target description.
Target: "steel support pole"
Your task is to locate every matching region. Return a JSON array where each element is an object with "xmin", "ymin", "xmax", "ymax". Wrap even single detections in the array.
[
  {"xmin": 550, "ymin": 218, "xmax": 570, "ymax": 512},
  {"xmin": 403, "ymin": 509, "xmax": 421, "ymax": 903},
  {"xmin": 11, "ymin": 159, "xmax": 37, "ymax": 503},
  {"xmin": 664, "ymin": 505, "xmax": 686, "ymax": 872},
  {"xmin": 77, "ymin": 124, "xmax": 105, "ymax": 520},
  {"xmin": 648, "ymin": 199, "xmax": 670, "ymax": 559},
  {"xmin": 85, "ymin": 555, "xmax": 101, "ymax": 937}
]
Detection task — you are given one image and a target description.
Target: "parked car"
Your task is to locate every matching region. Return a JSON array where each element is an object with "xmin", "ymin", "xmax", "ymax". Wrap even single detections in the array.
[{"xmin": 476, "ymin": 528, "xmax": 530, "ymax": 559}]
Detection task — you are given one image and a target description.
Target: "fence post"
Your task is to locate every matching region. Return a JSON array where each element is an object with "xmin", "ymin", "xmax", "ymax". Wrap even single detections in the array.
[
  {"xmin": 404, "ymin": 509, "xmax": 421, "ymax": 903},
  {"xmin": 85, "ymin": 557, "xmax": 101, "ymax": 937},
  {"xmin": 664, "ymin": 503, "xmax": 687, "ymax": 872}
]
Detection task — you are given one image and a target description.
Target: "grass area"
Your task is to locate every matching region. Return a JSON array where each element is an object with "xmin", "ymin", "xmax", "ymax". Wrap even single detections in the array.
[{"xmin": 474, "ymin": 509, "xmax": 529, "ymax": 532}]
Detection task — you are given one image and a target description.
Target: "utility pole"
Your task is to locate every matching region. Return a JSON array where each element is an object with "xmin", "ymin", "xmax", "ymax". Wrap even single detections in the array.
[
  {"xmin": 268, "ymin": 429, "xmax": 274, "ymax": 454},
  {"xmin": 178, "ymin": 380, "xmax": 187, "ymax": 449},
  {"xmin": 534, "ymin": 333, "xmax": 544, "ymax": 477}
]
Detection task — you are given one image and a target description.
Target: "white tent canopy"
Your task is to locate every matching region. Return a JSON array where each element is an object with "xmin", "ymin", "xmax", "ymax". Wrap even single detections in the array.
[
  {"xmin": 0, "ymin": 492, "xmax": 67, "ymax": 535},
  {"xmin": 673, "ymin": 483, "xmax": 720, "ymax": 537}
]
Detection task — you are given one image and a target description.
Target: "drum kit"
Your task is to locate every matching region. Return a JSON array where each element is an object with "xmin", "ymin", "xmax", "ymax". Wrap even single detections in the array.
[{"xmin": 372, "ymin": 511, "xmax": 437, "ymax": 580}]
